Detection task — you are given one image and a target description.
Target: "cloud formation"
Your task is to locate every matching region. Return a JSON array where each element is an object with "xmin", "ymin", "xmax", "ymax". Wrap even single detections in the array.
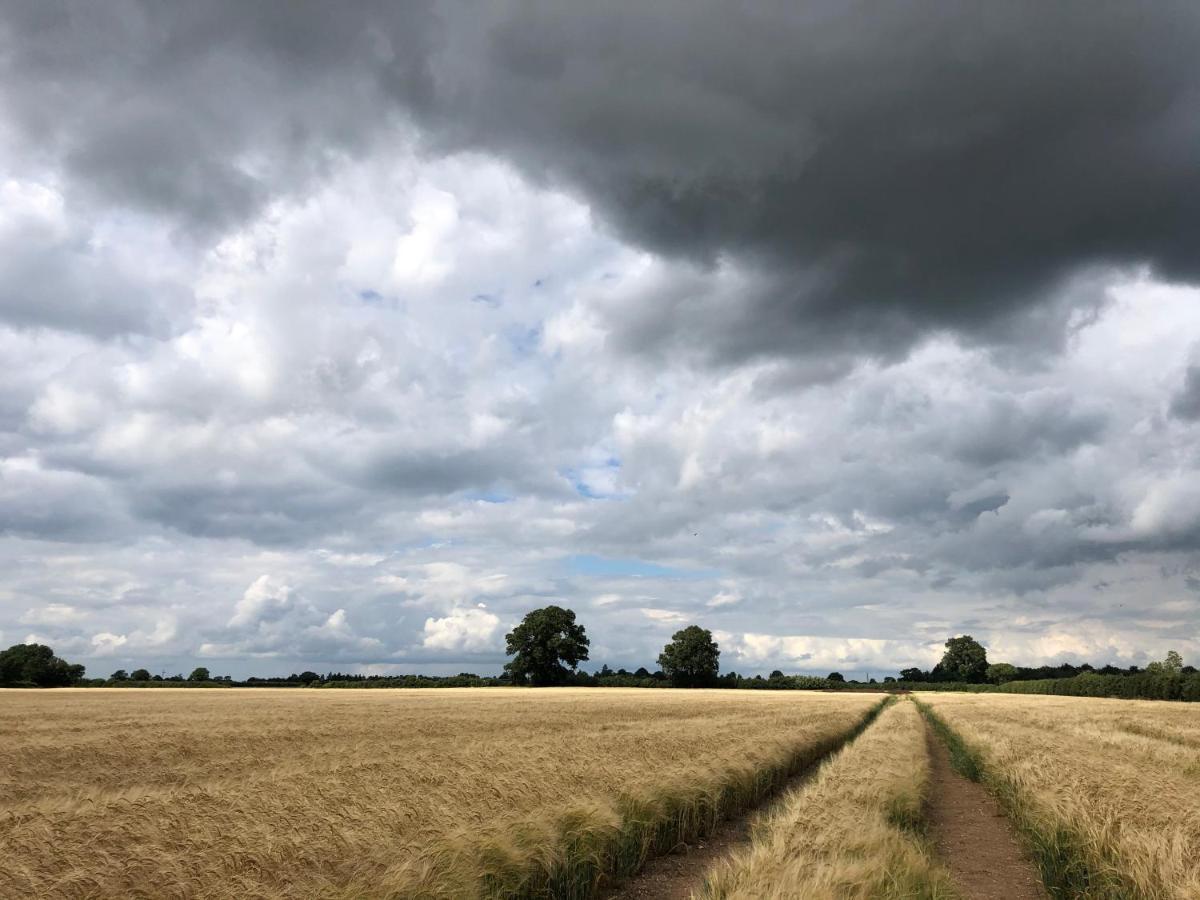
[
  {"xmin": 8, "ymin": 3, "xmax": 1200, "ymax": 358},
  {"xmin": 1, "ymin": 3, "xmax": 1198, "ymax": 677}
]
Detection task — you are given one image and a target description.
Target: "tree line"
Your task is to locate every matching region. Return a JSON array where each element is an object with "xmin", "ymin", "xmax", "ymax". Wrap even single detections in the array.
[{"xmin": 2, "ymin": 607, "xmax": 1194, "ymax": 702}]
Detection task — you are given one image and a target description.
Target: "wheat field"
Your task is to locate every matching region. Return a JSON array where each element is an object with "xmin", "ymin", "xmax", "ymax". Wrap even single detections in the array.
[
  {"xmin": 0, "ymin": 687, "xmax": 878, "ymax": 899},
  {"xmin": 699, "ymin": 699, "xmax": 955, "ymax": 900},
  {"xmin": 921, "ymin": 693, "xmax": 1200, "ymax": 899}
]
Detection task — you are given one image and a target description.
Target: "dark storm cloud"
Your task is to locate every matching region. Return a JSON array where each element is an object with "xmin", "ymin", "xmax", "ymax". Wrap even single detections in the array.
[
  {"xmin": 5, "ymin": 2, "xmax": 1200, "ymax": 356},
  {"xmin": 427, "ymin": 1, "xmax": 1200, "ymax": 359},
  {"xmin": 0, "ymin": 0, "xmax": 439, "ymax": 234}
]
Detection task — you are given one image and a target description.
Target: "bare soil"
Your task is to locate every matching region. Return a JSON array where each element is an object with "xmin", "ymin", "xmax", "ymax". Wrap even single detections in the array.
[
  {"xmin": 924, "ymin": 723, "xmax": 1046, "ymax": 900},
  {"xmin": 598, "ymin": 813, "xmax": 751, "ymax": 900}
]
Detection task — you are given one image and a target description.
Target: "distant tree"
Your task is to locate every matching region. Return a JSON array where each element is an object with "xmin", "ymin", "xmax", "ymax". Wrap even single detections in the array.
[
  {"xmin": 504, "ymin": 606, "xmax": 590, "ymax": 686},
  {"xmin": 297, "ymin": 671, "xmax": 320, "ymax": 685},
  {"xmin": 130, "ymin": 668, "xmax": 152, "ymax": 681},
  {"xmin": 898, "ymin": 667, "xmax": 927, "ymax": 682},
  {"xmin": 597, "ymin": 663, "xmax": 614, "ymax": 677},
  {"xmin": 658, "ymin": 625, "xmax": 720, "ymax": 687},
  {"xmin": 938, "ymin": 635, "xmax": 989, "ymax": 683},
  {"xmin": 883, "ymin": 676, "xmax": 896, "ymax": 683},
  {"xmin": 986, "ymin": 662, "xmax": 1018, "ymax": 684},
  {"xmin": 1156, "ymin": 650, "xmax": 1184, "ymax": 674},
  {"xmin": 634, "ymin": 667, "xmax": 651, "ymax": 678},
  {"xmin": 0, "ymin": 643, "xmax": 82, "ymax": 686},
  {"xmin": 188, "ymin": 667, "xmax": 211, "ymax": 682},
  {"xmin": 769, "ymin": 669, "xmax": 785, "ymax": 680},
  {"xmin": 827, "ymin": 672, "xmax": 846, "ymax": 683},
  {"xmin": 110, "ymin": 669, "xmax": 129, "ymax": 682},
  {"xmin": 1145, "ymin": 650, "xmax": 1184, "ymax": 680}
]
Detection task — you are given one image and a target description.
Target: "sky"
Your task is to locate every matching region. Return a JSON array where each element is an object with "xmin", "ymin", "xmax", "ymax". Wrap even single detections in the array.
[{"xmin": 2, "ymin": 2, "xmax": 1199, "ymax": 679}]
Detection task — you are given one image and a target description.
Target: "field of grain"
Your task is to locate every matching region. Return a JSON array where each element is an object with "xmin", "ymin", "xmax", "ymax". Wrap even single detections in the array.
[
  {"xmin": 700, "ymin": 699, "xmax": 954, "ymax": 900},
  {"xmin": 921, "ymin": 692, "xmax": 1200, "ymax": 899},
  {"xmin": 0, "ymin": 688, "xmax": 878, "ymax": 899}
]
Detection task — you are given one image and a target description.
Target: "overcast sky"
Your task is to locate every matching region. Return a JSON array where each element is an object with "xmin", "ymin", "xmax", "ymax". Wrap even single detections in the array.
[{"xmin": 2, "ymin": 2, "xmax": 1199, "ymax": 678}]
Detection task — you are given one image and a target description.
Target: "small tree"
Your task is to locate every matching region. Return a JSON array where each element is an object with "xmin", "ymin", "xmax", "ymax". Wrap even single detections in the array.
[
  {"xmin": 504, "ymin": 606, "xmax": 590, "ymax": 686},
  {"xmin": 188, "ymin": 667, "xmax": 211, "ymax": 682},
  {"xmin": 938, "ymin": 635, "xmax": 989, "ymax": 682},
  {"xmin": 297, "ymin": 671, "xmax": 320, "ymax": 685},
  {"xmin": 827, "ymin": 671, "xmax": 845, "ymax": 683},
  {"xmin": 986, "ymin": 662, "xmax": 1018, "ymax": 684},
  {"xmin": 1146, "ymin": 650, "xmax": 1184, "ymax": 676},
  {"xmin": 898, "ymin": 667, "xmax": 926, "ymax": 682},
  {"xmin": 110, "ymin": 669, "xmax": 129, "ymax": 682},
  {"xmin": 130, "ymin": 668, "xmax": 152, "ymax": 681},
  {"xmin": 658, "ymin": 625, "xmax": 720, "ymax": 687}
]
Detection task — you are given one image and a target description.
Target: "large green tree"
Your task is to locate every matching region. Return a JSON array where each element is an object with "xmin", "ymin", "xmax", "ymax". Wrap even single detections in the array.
[
  {"xmin": 504, "ymin": 606, "xmax": 590, "ymax": 686},
  {"xmin": 0, "ymin": 643, "xmax": 83, "ymax": 686},
  {"xmin": 936, "ymin": 635, "xmax": 989, "ymax": 682},
  {"xmin": 658, "ymin": 625, "xmax": 720, "ymax": 687}
]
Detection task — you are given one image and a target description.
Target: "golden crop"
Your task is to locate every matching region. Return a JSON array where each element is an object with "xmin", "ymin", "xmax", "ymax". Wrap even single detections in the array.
[
  {"xmin": 0, "ymin": 687, "xmax": 877, "ymax": 899},
  {"xmin": 699, "ymin": 699, "xmax": 955, "ymax": 900},
  {"xmin": 921, "ymin": 693, "xmax": 1200, "ymax": 899}
]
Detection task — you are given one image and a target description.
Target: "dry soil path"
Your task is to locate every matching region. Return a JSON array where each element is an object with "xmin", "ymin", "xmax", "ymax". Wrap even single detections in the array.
[
  {"xmin": 603, "ymin": 708, "xmax": 1051, "ymax": 900},
  {"xmin": 923, "ymin": 721, "xmax": 1047, "ymax": 900},
  {"xmin": 598, "ymin": 812, "xmax": 750, "ymax": 900}
]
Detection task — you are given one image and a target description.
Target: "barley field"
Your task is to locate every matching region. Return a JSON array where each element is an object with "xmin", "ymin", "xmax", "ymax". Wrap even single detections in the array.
[
  {"xmin": 699, "ymin": 699, "xmax": 955, "ymax": 900},
  {"xmin": 921, "ymin": 693, "xmax": 1200, "ymax": 899},
  {"xmin": 0, "ymin": 688, "xmax": 877, "ymax": 899}
]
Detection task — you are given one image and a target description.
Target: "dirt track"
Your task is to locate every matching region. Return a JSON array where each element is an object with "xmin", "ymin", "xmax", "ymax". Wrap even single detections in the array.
[
  {"xmin": 923, "ymin": 721, "xmax": 1046, "ymax": 899},
  {"xmin": 602, "ymin": 705, "xmax": 1050, "ymax": 900},
  {"xmin": 598, "ymin": 813, "xmax": 750, "ymax": 900}
]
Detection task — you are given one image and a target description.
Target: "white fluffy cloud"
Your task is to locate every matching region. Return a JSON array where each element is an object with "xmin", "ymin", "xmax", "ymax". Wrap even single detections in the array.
[
  {"xmin": 228, "ymin": 576, "xmax": 296, "ymax": 628},
  {"xmin": 422, "ymin": 608, "xmax": 502, "ymax": 652}
]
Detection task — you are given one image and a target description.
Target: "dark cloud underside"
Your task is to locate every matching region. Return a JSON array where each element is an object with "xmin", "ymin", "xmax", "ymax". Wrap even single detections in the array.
[{"xmin": 5, "ymin": 2, "xmax": 1200, "ymax": 356}]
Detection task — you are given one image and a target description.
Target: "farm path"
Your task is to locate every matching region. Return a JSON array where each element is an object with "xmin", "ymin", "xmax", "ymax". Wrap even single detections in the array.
[
  {"xmin": 924, "ymin": 721, "xmax": 1046, "ymax": 900},
  {"xmin": 597, "ymin": 809, "xmax": 750, "ymax": 900}
]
